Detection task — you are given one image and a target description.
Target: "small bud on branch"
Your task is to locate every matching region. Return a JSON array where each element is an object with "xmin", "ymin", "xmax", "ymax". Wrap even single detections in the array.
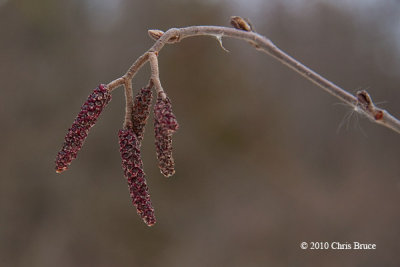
[
  {"xmin": 148, "ymin": 29, "xmax": 164, "ymax": 41},
  {"xmin": 356, "ymin": 90, "xmax": 374, "ymax": 113},
  {"xmin": 230, "ymin": 16, "xmax": 253, "ymax": 32},
  {"xmin": 148, "ymin": 29, "xmax": 179, "ymax": 44},
  {"xmin": 356, "ymin": 90, "xmax": 385, "ymax": 122}
]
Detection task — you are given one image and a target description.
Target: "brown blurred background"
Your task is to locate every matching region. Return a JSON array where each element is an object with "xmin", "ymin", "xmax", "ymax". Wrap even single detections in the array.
[{"xmin": 1, "ymin": 0, "xmax": 400, "ymax": 266}]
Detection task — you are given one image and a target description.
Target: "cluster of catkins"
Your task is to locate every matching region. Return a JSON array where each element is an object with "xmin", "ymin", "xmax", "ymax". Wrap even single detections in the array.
[{"xmin": 55, "ymin": 83, "xmax": 178, "ymax": 226}]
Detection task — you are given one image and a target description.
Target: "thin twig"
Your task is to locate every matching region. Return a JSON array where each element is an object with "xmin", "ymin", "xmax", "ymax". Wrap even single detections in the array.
[
  {"xmin": 148, "ymin": 52, "xmax": 166, "ymax": 99},
  {"xmin": 107, "ymin": 20, "xmax": 400, "ymax": 135},
  {"xmin": 125, "ymin": 53, "xmax": 150, "ymax": 81},
  {"xmin": 123, "ymin": 79, "xmax": 134, "ymax": 129},
  {"xmin": 107, "ymin": 77, "xmax": 124, "ymax": 90}
]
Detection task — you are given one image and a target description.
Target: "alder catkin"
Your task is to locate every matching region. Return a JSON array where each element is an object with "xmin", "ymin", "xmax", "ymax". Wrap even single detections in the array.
[
  {"xmin": 131, "ymin": 85, "xmax": 153, "ymax": 142},
  {"xmin": 55, "ymin": 84, "xmax": 111, "ymax": 173},
  {"xmin": 154, "ymin": 93, "xmax": 179, "ymax": 177},
  {"xmin": 118, "ymin": 128, "xmax": 156, "ymax": 226}
]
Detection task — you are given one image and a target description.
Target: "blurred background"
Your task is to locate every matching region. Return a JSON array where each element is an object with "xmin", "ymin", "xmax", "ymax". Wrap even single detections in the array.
[{"xmin": 1, "ymin": 0, "xmax": 400, "ymax": 266}]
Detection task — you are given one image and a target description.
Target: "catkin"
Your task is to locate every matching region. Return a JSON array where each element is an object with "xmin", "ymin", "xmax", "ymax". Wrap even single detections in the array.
[
  {"xmin": 154, "ymin": 93, "xmax": 179, "ymax": 177},
  {"xmin": 131, "ymin": 85, "xmax": 153, "ymax": 142},
  {"xmin": 55, "ymin": 84, "xmax": 111, "ymax": 173},
  {"xmin": 119, "ymin": 128, "xmax": 156, "ymax": 226}
]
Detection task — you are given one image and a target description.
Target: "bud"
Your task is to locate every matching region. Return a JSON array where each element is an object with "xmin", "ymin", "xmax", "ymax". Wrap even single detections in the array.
[
  {"xmin": 55, "ymin": 84, "xmax": 111, "ymax": 173},
  {"xmin": 230, "ymin": 16, "xmax": 252, "ymax": 32},
  {"xmin": 131, "ymin": 84, "xmax": 153, "ymax": 142},
  {"xmin": 148, "ymin": 29, "xmax": 164, "ymax": 41},
  {"xmin": 356, "ymin": 90, "xmax": 373, "ymax": 112},
  {"xmin": 154, "ymin": 93, "xmax": 179, "ymax": 177},
  {"xmin": 119, "ymin": 128, "xmax": 156, "ymax": 226}
]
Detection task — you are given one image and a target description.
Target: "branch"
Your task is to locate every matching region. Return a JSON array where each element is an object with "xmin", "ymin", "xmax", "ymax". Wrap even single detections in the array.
[
  {"xmin": 107, "ymin": 17, "xmax": 400, "ymax": 135},
  {"xmin": 56, "ymin": 16, "xmax": 400, "ymax": 226}
]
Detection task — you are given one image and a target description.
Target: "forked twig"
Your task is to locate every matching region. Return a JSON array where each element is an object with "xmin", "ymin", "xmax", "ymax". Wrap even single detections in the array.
[{"xmin": 107, "ymin": 16, "xmax": 400, "ymax": 135}]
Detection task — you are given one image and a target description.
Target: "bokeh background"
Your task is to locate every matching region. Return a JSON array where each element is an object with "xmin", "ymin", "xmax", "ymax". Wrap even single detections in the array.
[{"xmin": 1, "ymin": 0, "xmax": 400, "ymax": 266}]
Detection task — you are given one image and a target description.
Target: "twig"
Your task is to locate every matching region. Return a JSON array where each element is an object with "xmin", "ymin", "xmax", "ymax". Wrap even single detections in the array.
[
  {"xmin": 123, "ymin": 79, "xmax": 134, "ymax": 128},
  {"xmin": 107, "ymin": 17, "xmax": 400, "ymax": 135},
  {"xmin": 57, "ymin": 17, "xmax": 400, "ymax": 226},
  {"xmin": 148, "ymin": 52, "xmax": 166, "ymax": 99}
]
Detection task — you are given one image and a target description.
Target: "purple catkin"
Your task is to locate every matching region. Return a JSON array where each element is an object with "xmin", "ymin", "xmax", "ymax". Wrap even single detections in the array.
[
  {"xmin": 55, "ymin": 84, "xmax": 111, "ymax": 173},
  {"xmin": 154, "ymin": 93, "xmax": 179, "ymax": 177},
  {"xmin": 118, "ymin": 128, "xmax": 156, "ymax": 226},
  {"xmin": 131, "ymin": 85, "xmax": 153, "ymax": 142}
]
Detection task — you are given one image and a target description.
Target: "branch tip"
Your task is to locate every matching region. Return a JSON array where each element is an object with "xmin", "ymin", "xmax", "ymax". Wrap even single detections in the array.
[
  {"xmin": 148, "ymin": 29, "xmax": 164, "ymax": 41},
  {"xmin": 112, "ymin": 20, "xmax": 400, "ymax": 136}
]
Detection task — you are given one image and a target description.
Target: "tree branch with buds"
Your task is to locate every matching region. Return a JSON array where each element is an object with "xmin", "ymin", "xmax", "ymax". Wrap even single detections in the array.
[{"xmin": 55, "ymin": 16, "xmax": 400, "ymax": 226}]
